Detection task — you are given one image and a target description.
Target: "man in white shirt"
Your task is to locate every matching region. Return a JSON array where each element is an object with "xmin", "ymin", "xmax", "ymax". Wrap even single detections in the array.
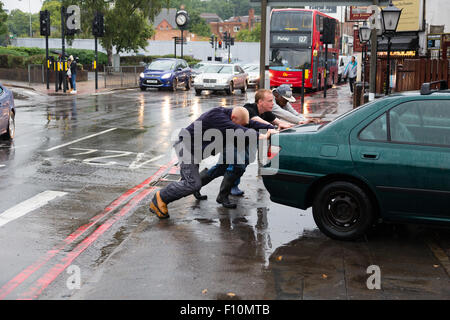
[{"xmin": 272, "ymin": 84, "xmax": 309, "ymax": 125}]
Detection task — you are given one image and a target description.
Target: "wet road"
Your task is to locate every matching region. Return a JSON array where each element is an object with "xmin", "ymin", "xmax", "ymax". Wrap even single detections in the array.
[{"xmin": 1, "ymin": 86, "xmax": 450, "ymax": 300}]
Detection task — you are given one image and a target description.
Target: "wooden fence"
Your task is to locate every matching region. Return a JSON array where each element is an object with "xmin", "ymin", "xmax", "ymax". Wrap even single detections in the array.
[{"xmin": 396, "ymin": 59, "xmax": 449, "ymax": 92}]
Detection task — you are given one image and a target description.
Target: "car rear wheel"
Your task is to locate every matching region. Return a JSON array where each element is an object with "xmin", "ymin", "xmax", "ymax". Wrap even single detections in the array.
[
  {"xmin": 312, "ymin": 181, "xmax": 374, "ymax": 241},
  {"xmin": 195, "ymin": 89, "xmax": 202, "ymax": 96},
  {"xmin": 4, "ymin": 112, "xmax": 15, "ymax": 140},
  {"xmin": 225, "ymin": 82, "xmax": 234, "ymax": 95}
]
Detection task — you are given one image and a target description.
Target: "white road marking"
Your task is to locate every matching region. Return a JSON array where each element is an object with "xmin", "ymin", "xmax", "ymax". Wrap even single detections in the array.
[
  {"xmin": 45, "ymin": 128, "xmax": 117, "ymax": 152},
  {"xmin": 0, "ymin": 164, "xmax": 5, "ymax": 168},
  {"xmin": 0, "ymin": 191, "xmax": 67, "ymax": 228},
  {"xmin": 129, "ymin": 154, "xmax": 164, "ymax": 169}
]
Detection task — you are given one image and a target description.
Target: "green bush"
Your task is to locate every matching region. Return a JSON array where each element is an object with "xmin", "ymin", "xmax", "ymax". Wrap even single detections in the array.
[
  {"xmin": 0, "ymin": 47, "xmax": 28, "ymax": 56},
  {"xmin": 6, "ymin": 46, "xmax": 44, "ymax": 56},
  {"xmin": 25, "ymin": 54, "xmax": 47, "ymax": 65},
  {"xmin": 7, "ymin": 55, "xmax": 25, "ymax": 68},
  {"xmin": 121, "ymin": 54, "xmax": 201, "ymax": 67},
  {"xmin": 0, "ymin": 55, "xmax": 8, "ymax": 68}
]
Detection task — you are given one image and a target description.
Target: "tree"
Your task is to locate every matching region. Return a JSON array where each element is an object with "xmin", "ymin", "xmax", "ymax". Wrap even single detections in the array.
[
  {"xmin": 235, "ymin": 23, "xmax": 261, "ymax": 42},
  {"xmin": 0, "ymin": 1, "xmax": 7, "ymax": 44},
  {"xmin": 64, "ymin": 0, "xmax": 168, "ymax": 65},
  {"xmin": 188, "ymin": 11, "xmax": 211, "ymax": 37}
]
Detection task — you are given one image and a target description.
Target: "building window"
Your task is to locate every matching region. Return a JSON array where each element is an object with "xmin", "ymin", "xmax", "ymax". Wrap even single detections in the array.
[
  {"xmin": 219, "ymin": 27, "xmax": 223, "ymax": 32},
  {"xmin": 233, "ymin": 26, "xmax": 240, "ymax": 32}
]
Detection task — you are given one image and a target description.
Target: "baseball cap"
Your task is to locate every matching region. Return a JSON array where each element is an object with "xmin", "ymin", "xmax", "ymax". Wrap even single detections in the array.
[{"xmin": 273, "ymin": 84, "xmax": 296, "ymax": 103}]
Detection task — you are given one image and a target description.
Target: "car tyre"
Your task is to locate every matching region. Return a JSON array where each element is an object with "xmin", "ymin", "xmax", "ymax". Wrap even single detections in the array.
[
  {"xmin": 4, "ymin": 112, "xmax": 15, "ymax": 140},
  {"xmin": 241, "ymin": 81, "xmax": 247, "ymax": 93},
  {"xmin": 312, "ymin": 181, "xmax": 375, "ymax": 241},
  {"xmin": 171, "ymin": 78, "xmax": 177, "ymax": 92},
  {"xmin": 225, "ymin": 82, "xmax": 234, "ymax": 95},
  {"xmin": 195, "ymin": 89, "xmax": 202, "ymax": 96},
  {"xmin": 185, "ymin": 77, "xmax": 191, "ymax": 90}
]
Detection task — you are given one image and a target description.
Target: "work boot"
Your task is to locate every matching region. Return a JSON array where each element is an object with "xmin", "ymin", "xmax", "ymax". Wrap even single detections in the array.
[
  {"xmin": 149, "ymin": 191, "xmax": 169, "ymax": 219},
  {"xmin": 193, "ymin": 168, "xmax": 213, "ymax": 201},
  {"xmin": 230, "ymin": 185, "xmax": 244, "ymax": 196},
  {"xmin": 216, "ymin": 174, "xmax": 239, "ymax": 209}
]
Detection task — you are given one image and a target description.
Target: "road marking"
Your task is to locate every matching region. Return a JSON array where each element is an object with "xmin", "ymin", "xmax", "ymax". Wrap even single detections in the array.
[
  {"xmin": 0, "ymin": 164, "xmax": 5, "ymax": 168},
  {"xmin": 19, "ymin": 187, "xmax": 155, "ymax": 300},
  {"xmin": 0, "ymin": 157, "xmax": 178, "ymax": 300},
  {"xmin": 129, "ymin": 154, "xmax": 164, "ymax": 169},
  {"xmin": 45, "ymin": 128, "xmax": 117, "ymax": 152},
  {"xmin": 0, "ymin": 191, "xmax": 67, "ymax": 228}
]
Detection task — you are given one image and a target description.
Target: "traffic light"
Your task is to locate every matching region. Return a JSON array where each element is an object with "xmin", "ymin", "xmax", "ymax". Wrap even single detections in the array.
[
  {"xmin": 230, "ymin": 37, "xmax": 234, "ymax": 46},
  {"xmin": 92, "ymin": 12, "xmax": 104, "ymax": 37},
  {"xmin": 40, "ymin": 10, "xmax": 50, "ymax": 36},
  {"xmin": 218, "ymin": 40, "xmax": 222, "ymax": 49},
  {"xmin": 209, "ymin": 34, "xmax": 214, "ymax": 48},
  {"xmin": 322, "ymin": 18, "xmax": 336, "ymax": 44}
]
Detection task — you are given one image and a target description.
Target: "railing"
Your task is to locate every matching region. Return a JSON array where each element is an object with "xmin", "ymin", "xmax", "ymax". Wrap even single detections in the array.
[
  {"xmin": 28, "ymin": 64, "xmax": 45, "ymax": 85},
  {"xmin": 103, "ymin": 66, "xmax": 145, "ymax": 88}
]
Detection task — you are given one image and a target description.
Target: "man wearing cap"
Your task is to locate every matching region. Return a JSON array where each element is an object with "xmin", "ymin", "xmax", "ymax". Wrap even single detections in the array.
[{"xmin": 272, "ymin": 84, "xmax": 309, "ymax": 125}]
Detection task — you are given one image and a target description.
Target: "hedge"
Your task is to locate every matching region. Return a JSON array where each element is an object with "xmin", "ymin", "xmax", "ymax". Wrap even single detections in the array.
[{"xmin": 121, "ymin": 54, "xmax": 201, "ymax": 67}]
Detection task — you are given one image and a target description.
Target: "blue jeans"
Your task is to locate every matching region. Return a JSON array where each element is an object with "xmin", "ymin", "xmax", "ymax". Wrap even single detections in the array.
[{"xmin": 71, "ymin": 74, "xmax": 77, "ymax": 91}]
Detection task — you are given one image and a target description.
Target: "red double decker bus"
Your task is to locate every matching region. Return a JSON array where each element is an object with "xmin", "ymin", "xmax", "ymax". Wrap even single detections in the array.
[{"xmin": 269, "ymin": 9, "xmax": 340, "ymax": 91}]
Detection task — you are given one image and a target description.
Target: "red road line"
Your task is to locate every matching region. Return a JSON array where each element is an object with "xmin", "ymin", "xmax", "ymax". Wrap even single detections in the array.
[
  {"xmin": 0, "ymin": 158, "xmax": 177, "ymax": 300},
  {"xmin": 19, "ymin": 187, "xmax": 155, "ymax": 300}
]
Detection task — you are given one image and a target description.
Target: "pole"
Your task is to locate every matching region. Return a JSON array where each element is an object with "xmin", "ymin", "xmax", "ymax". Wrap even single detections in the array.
[
  {"xmin": 28, "ymin": 0, "xmax": 32, "ymax": 37},
  {"xmin": 46, "ymin": 35, "xmax": 49, "ymax": 89},
  {"xmin": 174, "ymin": 37, "xmax": 177, "ymax": 58},
  {"xmin": 324, "ymin": 44, "xmax": 328, "ymax": 98},
  {"xmin": 181, "ymin": 30, "xmax": 184, "ymax": 59},
  {"xmin": 95, "ymin": 36, "xmax": 98, "ymax": 90},
  {"xmin": 385, "ymin": 36, "xmax": 391, "ymax": 95},
  {"xmin": 259, "ymin": 0, "xmax": 267, "ymax": 89},
  {"xmin": 301, "ymin": 68, "xmax": 305, "ymax": 109},
  {"xmin": 369, "ymin": 0, "xmax": 379, "ymax": 101},
  {"xmin": 228, "ymin": 33, "xmax": 231, "ymax": 63},
  {"xmin": 61, "ymin": 6, "xmax": 67, "ymax": 93}
]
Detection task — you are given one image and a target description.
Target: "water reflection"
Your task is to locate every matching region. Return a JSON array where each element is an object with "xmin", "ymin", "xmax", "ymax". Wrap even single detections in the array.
[
  {"xmin": 46, "ymin": 98, "xmax": 78, "ymax": 130},
  {"xmin": 0, "ymin": 139, "xmax": 15, "ymax": 167}
]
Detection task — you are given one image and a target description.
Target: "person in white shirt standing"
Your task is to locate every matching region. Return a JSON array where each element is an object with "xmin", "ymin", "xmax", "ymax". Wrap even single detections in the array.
[{"xmin": 343, "ymin": 55, "xmax": 357, "ymax": 93}]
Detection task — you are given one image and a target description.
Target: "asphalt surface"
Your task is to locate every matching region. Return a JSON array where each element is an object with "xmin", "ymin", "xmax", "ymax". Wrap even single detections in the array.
[{"xmin": 1, "ymin": 84, "xmax": 450, "ymax": 301}]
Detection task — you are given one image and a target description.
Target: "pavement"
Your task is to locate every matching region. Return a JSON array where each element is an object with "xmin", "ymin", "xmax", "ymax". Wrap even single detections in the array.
[{"xmin": 0, "ymin": 72, "xmax": 131, "ymax": 97}]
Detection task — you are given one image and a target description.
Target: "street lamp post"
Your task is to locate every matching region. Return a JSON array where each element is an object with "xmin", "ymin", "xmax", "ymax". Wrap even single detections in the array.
[
  {"xmin": 381, "ymin": 0, "xmax": 402, "ymax": 95},
  {"xmin": 359, "ymin": 25, "xmax": 371, "ymax": 94}
]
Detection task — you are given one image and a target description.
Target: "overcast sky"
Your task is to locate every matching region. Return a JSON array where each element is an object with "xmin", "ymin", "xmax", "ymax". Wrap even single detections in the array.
[{"xmin": 2, "ymin": 0, "xmax": 45, "ymax": 14}]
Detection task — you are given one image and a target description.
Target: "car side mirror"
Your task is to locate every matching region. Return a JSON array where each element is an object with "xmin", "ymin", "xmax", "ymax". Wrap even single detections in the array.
[{"xmin": 177, "ymin": 67, "xmax": 183, "ymax": 71}]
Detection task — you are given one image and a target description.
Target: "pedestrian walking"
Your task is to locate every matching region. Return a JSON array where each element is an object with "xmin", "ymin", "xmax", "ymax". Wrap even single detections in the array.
[
  {"xmin": 149, "ymin": 107, "xmax": 275, "ymax": 219},
  {"xmin": 343, "ymin": 55, "xmax": 357, "ymax": 93}
]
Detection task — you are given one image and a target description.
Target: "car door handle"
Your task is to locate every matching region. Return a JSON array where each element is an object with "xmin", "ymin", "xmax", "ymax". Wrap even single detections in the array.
[{"xmin": 361, "ymin": 152, "xmax": 379, "ymax": 160}]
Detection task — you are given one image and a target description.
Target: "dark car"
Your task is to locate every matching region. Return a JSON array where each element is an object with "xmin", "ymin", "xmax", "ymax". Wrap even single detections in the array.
[
  {"xmin": 139, "ymin": 58, "xmax": 192, "ymax": 91},
  {"xmin": 0, "ymin": 83, "xmax": 16, "ymax": 140},
  {"xmin": 261, "ymin": 81, "xmax": 450, "ymax": 240}
]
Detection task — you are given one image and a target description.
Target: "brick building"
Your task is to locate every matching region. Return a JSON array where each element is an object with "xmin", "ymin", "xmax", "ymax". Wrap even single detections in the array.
[{"xmin": 210, "ymin": 9, "xmax": 260, "ymax": 40}]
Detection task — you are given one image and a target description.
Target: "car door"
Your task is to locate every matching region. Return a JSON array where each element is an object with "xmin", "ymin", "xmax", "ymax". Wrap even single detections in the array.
[
  {"xmin": 182, "ymin": 61, "xmax": 190, "ymax": 81},
  {"xmin": 238, "ymin": 66, "xmax": 247, "ymax": 86},
  {"xmin": 0, "ymin": 85, "xmax": 8, "ymax": 134},
  {"xmin": 349, "ymin": 98, "xmax": 450, "ymax": 221}
]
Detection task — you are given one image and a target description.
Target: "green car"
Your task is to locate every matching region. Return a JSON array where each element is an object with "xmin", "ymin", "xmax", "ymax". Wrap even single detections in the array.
[{"xmin": 262, "ymin": 81, "xmax": 450, "ymax": 240}]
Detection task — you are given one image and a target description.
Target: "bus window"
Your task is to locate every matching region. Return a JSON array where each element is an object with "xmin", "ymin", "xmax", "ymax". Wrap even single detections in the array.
[
  {"xmin": 270, "ymin": 48, "xmax": 312, "ymax": 70},
  {"xmin": 271, "ymin": 11, "xmax": 313, "ymax": 32}
]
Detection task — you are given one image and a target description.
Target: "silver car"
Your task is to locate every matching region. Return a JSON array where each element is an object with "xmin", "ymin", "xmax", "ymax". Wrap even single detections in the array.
[
  {"xmin": 242, "ymin": 63, "xmax": 260, "ymax": 88},
  {"xmin": 193, "ymin": 64, "xmax": 248, "ymax": 95}
]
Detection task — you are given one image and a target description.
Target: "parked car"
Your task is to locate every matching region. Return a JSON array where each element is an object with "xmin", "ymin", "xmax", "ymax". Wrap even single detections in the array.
[
  {"xmin": 242, "ymin": 63, "xmax": 260, "ymax": 88},
  {"xmin": 191, "ymin": 61, "xmax": 216, "ymax": 80},
  {"xmin": 193, "ymin": 64, "xmax": 248, "ymax": 95},
  {"xmin": 338, "ymin": 55, "xmax": 350, "ymax": 83},
  {"xmin": 139, "ymin": 58, "xmax": 191, "ymax": 91},
  {"xmin": 0, "ymin": 83, "xmax": 16, "ymax": 140},
  {"xmin": 261, "ymin": 81, "xmax": 450, "ymax": 241}
]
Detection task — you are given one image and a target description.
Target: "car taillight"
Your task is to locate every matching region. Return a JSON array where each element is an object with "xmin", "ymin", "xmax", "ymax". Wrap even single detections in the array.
[{"xmin": 267, "ymin": 145, "xmax": 280, "ymax": 160}]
